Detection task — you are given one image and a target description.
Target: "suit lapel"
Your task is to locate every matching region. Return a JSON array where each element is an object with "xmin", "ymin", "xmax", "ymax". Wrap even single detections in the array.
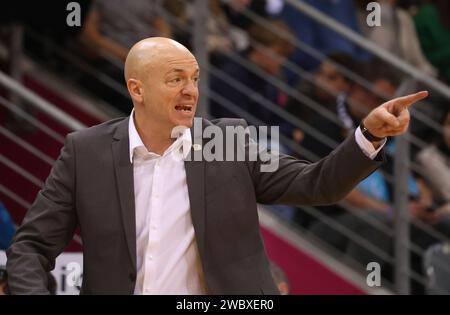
[
  {"xmin": 185, "ymin": 159, "xmax": 206, "ymax": 255},
  {"xmin": 185, "ymin": 118, "xmax": 206, "ymax": 261},
  {"xmin": 111, "ymin": 117, "xmax": 137, "ymax": 270}
]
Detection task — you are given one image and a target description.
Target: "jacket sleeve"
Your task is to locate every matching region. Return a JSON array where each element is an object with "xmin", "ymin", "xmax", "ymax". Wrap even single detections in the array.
[
  {"xmin": 247, "ymin": 127, "xmax": 384, "ymax": 206},
  {"xmin": 6, "ymin": 133, "xmax": 78, "ymax": 294}
]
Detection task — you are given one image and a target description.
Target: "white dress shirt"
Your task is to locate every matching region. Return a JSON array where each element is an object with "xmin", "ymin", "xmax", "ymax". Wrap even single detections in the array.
[
  {"xmin": 129, "ymin": 110, "xmax": 384, "ymax": 295},
  {"xmin": 129, "ymin": 111, "xmax": 207, "ymax": 295},
  {"xmin": 354, "ymin": 126, "xmax": 386, "ymax": 159}
]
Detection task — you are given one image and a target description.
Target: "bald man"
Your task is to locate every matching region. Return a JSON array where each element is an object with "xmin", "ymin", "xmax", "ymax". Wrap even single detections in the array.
[{"xmin": 6, "ymin": 38, "xmax": 428, "ymax": 295}]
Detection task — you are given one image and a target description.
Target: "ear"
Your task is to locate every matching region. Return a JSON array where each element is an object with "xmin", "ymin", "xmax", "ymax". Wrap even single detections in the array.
[{"xmin": 127, "ymin": 79, "xmax": 144, "ymax": 104}]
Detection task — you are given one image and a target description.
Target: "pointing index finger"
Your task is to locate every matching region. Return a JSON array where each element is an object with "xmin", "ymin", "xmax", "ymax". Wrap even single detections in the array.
[{"xmin": 393, "ymin": 91, "xmax": 428, "ymax": 113}]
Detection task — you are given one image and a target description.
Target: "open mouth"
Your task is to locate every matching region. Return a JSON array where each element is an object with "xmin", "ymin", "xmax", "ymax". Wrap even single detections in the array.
[{"xmin": 175, "ymin": 104, "xmax": 193, "ymax": 112}]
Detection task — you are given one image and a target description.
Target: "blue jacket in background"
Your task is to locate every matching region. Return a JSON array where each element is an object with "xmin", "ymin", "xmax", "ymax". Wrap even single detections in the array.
[
  {"xmin": 276, "ymin": 0, "xmax": 371, "ymax": 84},
  {"xmin": 0, "ymin": 202, "xmax": 16, "ymax": 250}
]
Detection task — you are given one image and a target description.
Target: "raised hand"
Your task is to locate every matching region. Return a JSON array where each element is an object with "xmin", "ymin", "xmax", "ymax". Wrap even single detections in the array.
[{"xmin": 363, "ymin": 91, "xmax": 428, "ymax": 139}]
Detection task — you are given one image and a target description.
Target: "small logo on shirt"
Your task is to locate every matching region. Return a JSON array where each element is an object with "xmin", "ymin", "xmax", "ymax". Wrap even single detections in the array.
[{"xmin": 192, "ymin": 144, "xmax": 202, "ymax": 151}]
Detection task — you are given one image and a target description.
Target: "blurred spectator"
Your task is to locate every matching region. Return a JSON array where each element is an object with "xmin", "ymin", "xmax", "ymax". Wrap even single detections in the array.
[
  {"xmin": 287, "ymin": 53, "xmax": 357, "ymax": 160},
  {"xmin": 286, "ymin": 55, "xmax": 361, "ymax": 227},
  {"xmin": 313, "ymin": 54, "xmax": 355, "ymax": 105},
  {"xmin": 0, "ymin": 202, "xmax": 16, "ymax": 250},
  {"xmin": 413, "ymin": 2, "xmax": 450, "ymax": 82},
  {"xmin": 208, "ymin": 17, "xmax": 298, "ymax": 223},
  {"xmin": 356, "ymin": 0, "xmax": 436, "ymax": 76},
  {"xmin": 220, "ymin": 0, "xmax": 280, "ymax": 52},
  {"xmin": 277, "ymin": 0, "xmax": 370, "ymax": 83},
  {"xmin": 79, "ymin": 0, "xmax": 171, "ymax": 62},
  {"xmin": 336, "ymin": 59, "xmax": 401, "ymax": 138},
  {"xmin": 416, "ymin": 109, "xmax": 450, "ymax": 234},
  {"xmin": 209, "ymin": 20, "xmax": 294, "ymax": 127},
  {"xmin": 221, "ymin": 0, "xmax": 269, "ymax": 31},
  {"xmin": 163, "ymin": 0, "xmax": 191, "ymax": 49},
  {"xmin": 75, "ymin": 0, "xmax": 171, "ymax": 113},
  {"xmin": 333, "ymin": 61, "xmax": 432, "ymax": 213},
  {"xmin": 164, "ymin": 0, "xmax": 249, "ymax": 61},
  {"xmin": 269, "ymin": 262, "xmax": 289, "ymax": 295},
  {"xmin": 207, "ymin": 0, "xmax": 238, "ymax": 64},
  {"xmin": 409, "ymin": 91, "xmax": 448, "ymax": 154}
]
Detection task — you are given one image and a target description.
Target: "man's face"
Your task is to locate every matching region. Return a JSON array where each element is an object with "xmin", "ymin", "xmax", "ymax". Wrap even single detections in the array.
[
  {"xmin": 230, "ymin": 0, "xmax": 252, "ymax": 12},
  {"xmin": 137, "ymin": 51, "xmax": 200, "ymax": 130},
  {"xmin": 372, "ymin": 79, "xmax": 396, "ymax": 104},
  {"xmin": 256, "ymin": 44, "xmax": 287, "ymax": 76},
  {"xmin": 348, "ymin": 78, "xmax": 396, "ymax": 120},
  {"xmin": 348, "ymin": 84, "xmax": 374, "ymax": 120},
  {"xmin": 314, "ymin": 61, "xmax": 349, "ymax": 102}
]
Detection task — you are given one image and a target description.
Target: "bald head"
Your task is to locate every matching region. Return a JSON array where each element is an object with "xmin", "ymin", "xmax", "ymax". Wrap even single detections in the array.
[
  {"xmin": 124, "ymin": 37, "xmax": 195, "ymax": 82},
  {"xmin": 124, "ymin": 37, "xmax": 199, "ymax": 133}
]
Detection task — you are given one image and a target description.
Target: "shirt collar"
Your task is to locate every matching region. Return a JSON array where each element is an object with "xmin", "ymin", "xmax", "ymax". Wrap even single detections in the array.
[{"xmin": 128, "ymin": 109, "xmax": 192, "ymax": 163}]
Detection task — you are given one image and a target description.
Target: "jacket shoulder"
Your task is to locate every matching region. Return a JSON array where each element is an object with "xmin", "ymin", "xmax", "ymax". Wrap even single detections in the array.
[{"xmin": 67, "ymin": 116, "xmax": 128, "ymax": 142}]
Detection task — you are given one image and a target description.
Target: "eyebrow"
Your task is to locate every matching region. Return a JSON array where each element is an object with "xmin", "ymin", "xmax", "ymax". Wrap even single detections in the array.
[{"xmin": 165, "ymin": 68, "xmax": 200, "ymax": 76}]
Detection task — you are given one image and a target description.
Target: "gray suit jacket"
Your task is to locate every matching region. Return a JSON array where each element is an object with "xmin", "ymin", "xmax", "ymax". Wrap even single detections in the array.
[{"xmin": 6, "ymin": 117, "xmax": 383, "ymax": 294}]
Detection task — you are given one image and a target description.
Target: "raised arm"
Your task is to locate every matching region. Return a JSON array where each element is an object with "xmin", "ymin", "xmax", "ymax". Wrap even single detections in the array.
[{"xmin": 250, "ymin": 91, "xmax": 429, "ymax": 206}]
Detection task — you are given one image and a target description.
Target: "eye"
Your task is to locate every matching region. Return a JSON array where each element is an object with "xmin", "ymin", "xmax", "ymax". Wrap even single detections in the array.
[{"xmin": 170, "ymin": 77, "xmax": 182, "ymax": 83}]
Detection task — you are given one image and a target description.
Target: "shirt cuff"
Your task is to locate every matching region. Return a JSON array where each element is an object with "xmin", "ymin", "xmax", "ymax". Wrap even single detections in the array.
[{"xmin": 355, "ymin": 127, "xmax": 386, "ymax": 160}]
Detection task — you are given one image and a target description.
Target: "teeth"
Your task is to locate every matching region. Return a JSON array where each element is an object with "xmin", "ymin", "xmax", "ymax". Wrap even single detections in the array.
[{"xmin": 176, "ymin": 105, "xmax": 192, "ymax": 112}]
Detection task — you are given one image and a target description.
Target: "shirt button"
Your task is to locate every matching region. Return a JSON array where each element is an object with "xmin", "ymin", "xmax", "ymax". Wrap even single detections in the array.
[
  {"xmin": 151, "ymin": 225, "xmax": 157, "ymax": 230},
  {"xmin": 149, "ymin": 255, "xmax": 153, "ymax": 261}
]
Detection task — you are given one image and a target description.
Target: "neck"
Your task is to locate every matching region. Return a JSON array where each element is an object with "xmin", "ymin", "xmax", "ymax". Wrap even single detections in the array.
[{"xmin": 134, "ymin": 112, "xmax": 175, "ymax": 155}]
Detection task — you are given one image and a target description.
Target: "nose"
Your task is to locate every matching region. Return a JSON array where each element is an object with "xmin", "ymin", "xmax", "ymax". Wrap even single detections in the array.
[{"xmin": 182, "ymin": 79, "xmax": 198, "ymax": 98}]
